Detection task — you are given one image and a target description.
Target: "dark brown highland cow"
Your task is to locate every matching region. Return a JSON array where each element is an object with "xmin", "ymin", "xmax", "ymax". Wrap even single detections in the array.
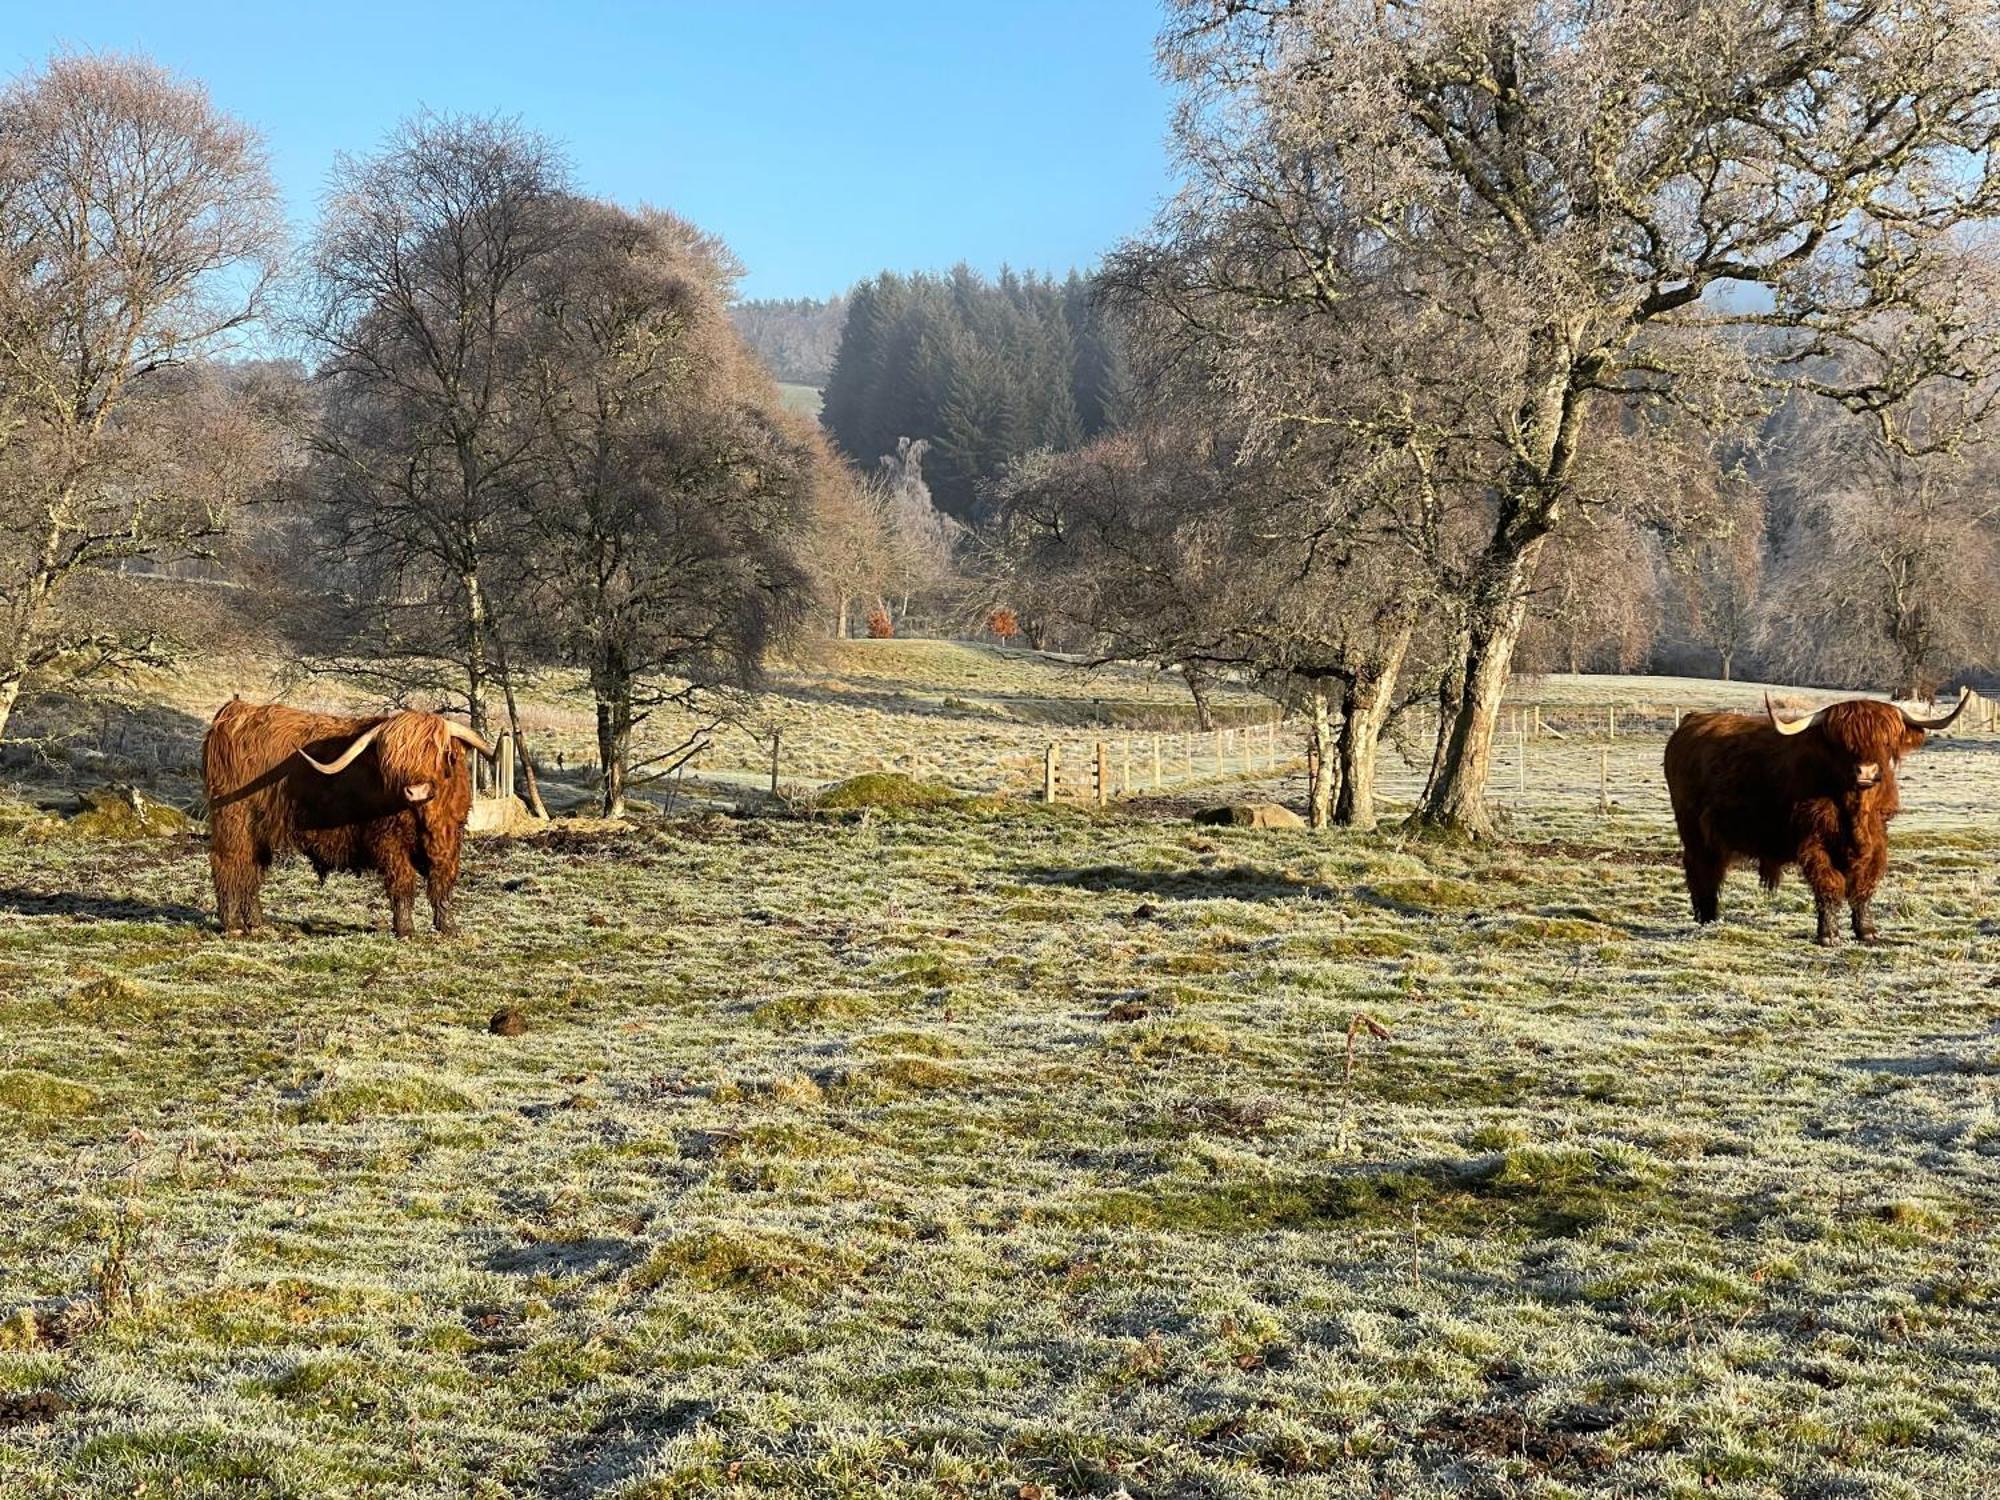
[
  {"xmin": 201, "ymin": 699, "xmax": 496, "ymax": 937},
  {"xmin": 1664, "ymin": 690, "xmax": 1967, "ymax": 945}
]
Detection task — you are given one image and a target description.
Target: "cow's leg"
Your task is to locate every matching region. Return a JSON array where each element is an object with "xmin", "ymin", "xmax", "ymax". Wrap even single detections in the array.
[
  {"xmin": 210, "ymin": 845, "xmax": 244, "ymax": 934},
  {"xmin": 1682, "ymin": 843, "xmax": 1726, "ymax": 925},
  {"xmin": 424, "ymin": 858, "xmax": 457, "ymax": 937},
  {"xmin": 414, "ymin": 824, "xmax": 460, "ymax": 936},
  {"xmin": 426, "ymin": 876, "xmax": 456, "ymax": 937},
  {"xmin": 1797, "ymin": 840, "xmax": 1846, "ymax": 946},
  {"xmin": 1847, "ymin": 839, "xmax": 1889, "ymax": 944},
  {"xmin": 210, "ymin": 837, "xmax": 266, "ymax": 936},
  {"xmin": 379, "ymin": 844, "xmax": 420, "ymax": 939},
  {"xmin": 245, "ymin": 860, "xmax": 267, "ymax": 933}
]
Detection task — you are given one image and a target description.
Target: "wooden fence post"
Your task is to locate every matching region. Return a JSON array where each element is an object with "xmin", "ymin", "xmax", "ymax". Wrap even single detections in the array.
[
  {"xmin": 1152, "ymin": 737, "xmax": 1163, "ymax": 790},
  {"xmin": 1044, "ymin": 743, "xmax": 1058, "ymax": 804},
  {"xmin": 1608, "ymin": 704, "xmax": 1617, "ymax": 741},
  {"xmin": 767, "ymin": 729, "xmax": 781, "ymax": 797},
  {"xmin": 1121, "ymin": 739, "xmax": 1132, "ymax": 796},
  {"xmin": 1096, "ymin": 742, "xmax": 1108, "ymax": 808}
]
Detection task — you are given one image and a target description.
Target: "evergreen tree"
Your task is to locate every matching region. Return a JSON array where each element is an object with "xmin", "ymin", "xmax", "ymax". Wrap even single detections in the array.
[{"xmin": 821, "ymin": 265, "xmax": 1124, "ymax": 520}]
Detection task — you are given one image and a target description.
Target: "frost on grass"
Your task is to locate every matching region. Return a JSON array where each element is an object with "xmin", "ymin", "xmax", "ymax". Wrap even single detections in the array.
[{"xmin": 2, "ymin": 684, "xmax": 2000, "ymax": 1497}]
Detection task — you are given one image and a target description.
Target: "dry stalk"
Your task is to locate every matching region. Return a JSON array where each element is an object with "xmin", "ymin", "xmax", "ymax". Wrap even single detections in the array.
[{"xmin": 1344, "ymin": 1011, "xmax": 1393, "ymax": 1086}]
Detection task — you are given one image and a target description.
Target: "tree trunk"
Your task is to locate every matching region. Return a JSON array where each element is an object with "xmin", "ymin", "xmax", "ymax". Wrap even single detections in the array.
[
  {"xmin": 1306, "ymin": 688, "xmax": 1338, "ymax": 830},
  {"xmin": 0, "ymin": 671, "xmax": 24, "ymax": 751},
  {"xmin": 1422, "ymin": 626, "xmax": 1471, "ymax": 806},
  {"xmin": 494, "ymin": 640, "xmax": 547, "ymax": 821},
  {"xmin": 1335, "ymin": 623, "xmax": 1413, "ymax": 830},
  {"xmin": 1719, "ymin": 647, "xmax": 1734, "ymax": 682},
  {"xmin": 460, "ymin": 569, "xmax": 491, "ymax": 736},
  {"xmin": 1185, "ymin": 667, "xmax": 1217, "ymax": 733},
  {"xmin": 593, "ymin": 655, "xmax": 633, "ymax": 818},
  {"xmin": 836, "ymin": 593, "xmax": 850, "ymax": 640},
  {"xmin": 1415, "ymin": 539, "xmax": 1550, "ymax": 837}
]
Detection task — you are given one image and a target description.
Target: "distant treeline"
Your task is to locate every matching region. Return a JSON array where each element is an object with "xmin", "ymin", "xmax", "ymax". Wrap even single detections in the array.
[
  {"xmin": 820, "ymin": 267, "xmax": 1129, "ymax": 521},
  {"xmin": 730, "ymin": 295, "xmax": 846, "ymax": 387}
]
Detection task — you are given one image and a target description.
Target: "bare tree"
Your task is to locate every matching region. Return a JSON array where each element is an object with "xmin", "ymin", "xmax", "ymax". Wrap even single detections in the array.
[
  {"xmin": 877, "ymin": 438, "xmax": 961, "ymax": 631},
  {"xmin": 995, "ymin": 414, "xmax": 1427, "ymax": 829},
  {"xmin": 1118, "ymin": 0, "xmax": 2000, "ymax": 835},
  {"xmin": 299, "ymin": 111, "xmax": 569, "ymax": 739},
  {"xmin": 1517, "ymin": 510, "xmax": 1662, "ymax": 675},
  {"xmin": 809, "ymin": 467, "xmax": 892, "ymax": 640},
  {"xmin": 1668, "ymin": 496, "xmax": 1766, "ymax": 683},
  {"xmin": 1762, "ymin": 417, "xmax": 2000, "ymax": 698},
  {"xmin": 0, "ymin": 53, "xmax": 283, "ymax": 741},
  {"xmin": 515, "ymin": 202, "xmax": 817, "ymax": 816}
]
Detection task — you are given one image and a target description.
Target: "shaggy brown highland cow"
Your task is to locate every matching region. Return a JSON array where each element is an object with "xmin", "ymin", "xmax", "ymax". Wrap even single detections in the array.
[
  {"xmin": 1664, "ymin": 690, "xmax": 1967, "ymax": 945},
  {"xmin": 201, "ymin": 698, "xmax": 496, "ymax": 937}
]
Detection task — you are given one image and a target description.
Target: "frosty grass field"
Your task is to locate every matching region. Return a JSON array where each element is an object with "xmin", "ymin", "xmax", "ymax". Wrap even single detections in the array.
[{"xmin": 2, "ymin": 642, "xmax": 1998, "ymax": 1498}]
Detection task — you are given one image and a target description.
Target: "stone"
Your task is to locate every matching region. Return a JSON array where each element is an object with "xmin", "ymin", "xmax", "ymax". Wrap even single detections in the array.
[{"xmin": 1194, "ymin": 803, "xmax": 1307, "ymax": 830}]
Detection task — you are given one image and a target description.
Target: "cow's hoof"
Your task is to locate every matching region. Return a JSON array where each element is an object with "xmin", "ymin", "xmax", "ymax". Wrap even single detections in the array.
[{"xmin": 1814, "ymin": 933, "xmax": 1839, "ymax": 948}]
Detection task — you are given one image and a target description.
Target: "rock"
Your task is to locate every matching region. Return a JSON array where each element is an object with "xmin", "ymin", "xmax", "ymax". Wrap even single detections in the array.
[
  {"xmin": 1194, "ymin": 802, "xmax": 1308, "ymax": 830},
  {"xmin": 488, "ymin": 1007, "xmax": 528, "ymax": 1037}
]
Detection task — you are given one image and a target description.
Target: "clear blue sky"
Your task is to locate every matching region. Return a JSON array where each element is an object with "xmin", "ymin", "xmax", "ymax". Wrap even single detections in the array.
[{"xmin": 2, "ymin": 1, "xmax": 1177, "ymax": 301}]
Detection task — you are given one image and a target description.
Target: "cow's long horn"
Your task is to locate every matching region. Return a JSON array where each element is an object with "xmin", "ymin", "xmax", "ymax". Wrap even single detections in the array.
[
  {"xmin": 1765, "ymin": 693, "xmax": 1824, "ymax": 737},
  {"xmin": 447, "ymin": 721, "xmax": 499, "ymax": 758},
  {"xmin": 1901, "ymin": 686, "xmax": 1971, "ymax": 733},
  {"xmin": 299, "ymin": 721, "xmax": 387, "ymax": 774}
]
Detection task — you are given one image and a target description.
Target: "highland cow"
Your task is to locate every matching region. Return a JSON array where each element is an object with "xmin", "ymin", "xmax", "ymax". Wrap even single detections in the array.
[
  {"xmin": 201, "ymin": 698, "xmax": 496, "ymax": 937},
  {"xmin": 1663, "ymin": 690, "xmax": 1967, "ymax": 945}
]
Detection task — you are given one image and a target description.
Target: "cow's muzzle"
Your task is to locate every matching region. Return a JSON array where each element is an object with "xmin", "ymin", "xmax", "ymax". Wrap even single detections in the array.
[{"xmin": 403, "ymin": 782, "xmax": 434, "ymax": 804}]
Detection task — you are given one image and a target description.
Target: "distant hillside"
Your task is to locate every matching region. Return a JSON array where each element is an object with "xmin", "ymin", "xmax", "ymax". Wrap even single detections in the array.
[
  {"xmin": 732, "ymin": 294, "xmax": 846, "ymax": 387},
  {"xmin": 777, "ymin": 383, "xmax": 823, "ymax": 418}
]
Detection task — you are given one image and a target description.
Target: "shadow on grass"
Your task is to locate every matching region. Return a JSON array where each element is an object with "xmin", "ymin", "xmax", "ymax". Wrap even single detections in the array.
[
  {"xmin": 0, "ymin": 887, "xmax": 209, "ymax": 925},
  {"xmin": 1022, "ymin": 863, "xmax": 1318, "ymax": 903}
]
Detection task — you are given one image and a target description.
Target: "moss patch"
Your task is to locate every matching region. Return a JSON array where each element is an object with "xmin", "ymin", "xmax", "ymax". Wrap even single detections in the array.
[
  {"xmin": 60, "ymin": 788, "xmax": 197, "ymax": 839},
  {"xmin": 629, "ymin": 1228, "xmax": 865, "ymax": 1302},
  {"xmin": 0, "ymin": 1068, "xmax": 101, "ymax": 1122},
  {"xmin": 816, "ymin": 772, "xmax": 962, "ymax": 812},
  {"xmin": 297, "ymin": 1068, "xmax": 479, "ymax": 1124}
]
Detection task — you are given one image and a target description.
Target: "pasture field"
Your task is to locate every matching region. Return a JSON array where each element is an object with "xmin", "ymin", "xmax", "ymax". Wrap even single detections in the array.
[
  {"xmin": 32, "ymin": 641, "xmax": 1273, "ymax": 810},
  {"xmin": 3, "ymin": 658, "xmax": 2000, "ymax": 1498}
]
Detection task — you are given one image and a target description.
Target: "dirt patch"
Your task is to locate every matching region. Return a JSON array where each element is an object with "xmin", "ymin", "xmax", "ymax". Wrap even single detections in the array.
[
  {"xmin": 1420, "ymin": 1404, "xmax": 1615, "ymax": 1473},
  {"xmin": 0, "ymin": 1390, "xmax": 72, "ymax": 1427}
]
